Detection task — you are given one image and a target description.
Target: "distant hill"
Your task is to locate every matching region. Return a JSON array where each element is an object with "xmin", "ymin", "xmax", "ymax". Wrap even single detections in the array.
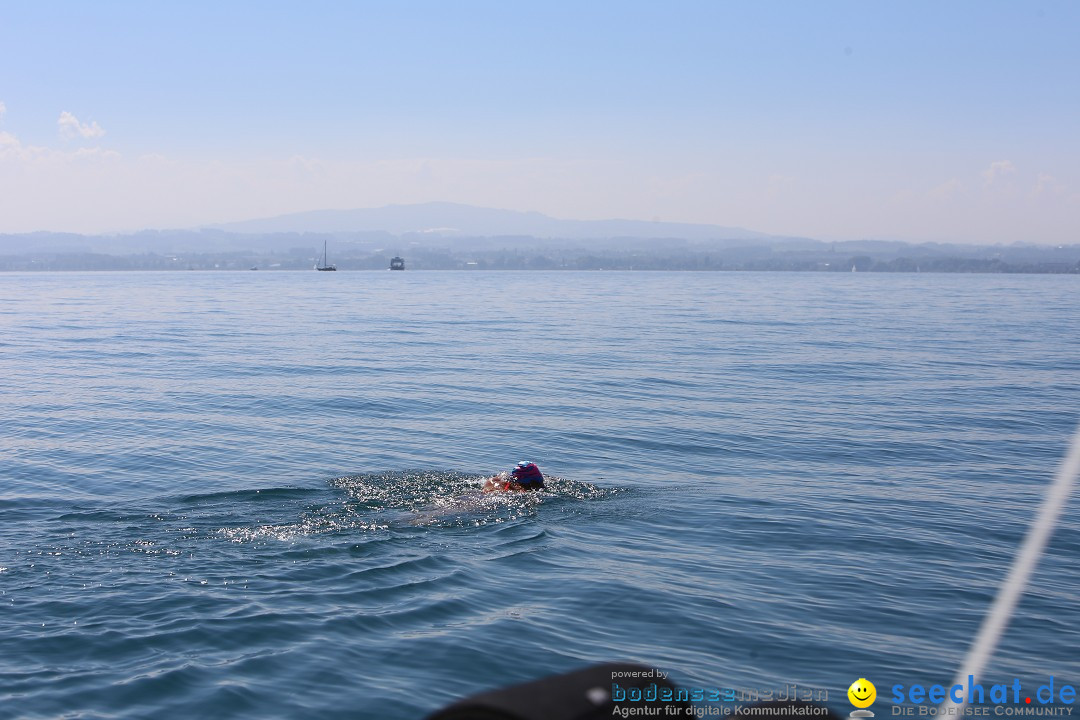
[
  {"xmin": 3, "ymin": 201, "xmax": 1078, "ymax": 274},
  {"xmin": 206, "ymin": 201, "xmax": 771, "ymax": 241}
]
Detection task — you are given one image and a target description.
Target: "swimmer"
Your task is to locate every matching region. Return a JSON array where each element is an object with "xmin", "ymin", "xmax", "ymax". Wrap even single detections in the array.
[{"xmin": 483, "ymin": 461, "xmax": 545, "ymax": 492}]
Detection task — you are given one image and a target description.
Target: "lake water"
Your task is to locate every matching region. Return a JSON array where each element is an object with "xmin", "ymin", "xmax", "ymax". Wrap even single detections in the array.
[{"xmin": 1, "ymin": 270, "xmax": 1078, "ymax": 718}]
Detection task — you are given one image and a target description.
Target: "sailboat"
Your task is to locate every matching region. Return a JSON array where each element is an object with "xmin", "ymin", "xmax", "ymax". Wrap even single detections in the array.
[{"xmin": 315, "ymin": 240, "xmax": 337, "ymax": 271}]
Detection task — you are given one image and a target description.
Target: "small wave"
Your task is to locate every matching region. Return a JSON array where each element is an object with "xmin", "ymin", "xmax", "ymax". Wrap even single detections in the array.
[
  {"xmin": 218, "ymin": 516, "xmax": 387, "ymax": 543},
  {"xmin": 178, "ymin": 487, "xmax": 322, "ymax": 504}
]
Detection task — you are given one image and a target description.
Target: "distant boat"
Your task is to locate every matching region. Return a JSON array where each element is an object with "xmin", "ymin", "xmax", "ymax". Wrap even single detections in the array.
[
  {"xmin": 390, "ymin": 256, "xmax": 405, "ymax": 271},
  {"xmin": 316, "ymin": 240, "xmax": 337, "ymax": 271}
]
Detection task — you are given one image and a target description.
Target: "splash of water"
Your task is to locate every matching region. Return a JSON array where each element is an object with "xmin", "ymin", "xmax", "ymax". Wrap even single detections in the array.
[{"xmin": 217, "ymin": 470, "xmax": 613, "ymax": 540}]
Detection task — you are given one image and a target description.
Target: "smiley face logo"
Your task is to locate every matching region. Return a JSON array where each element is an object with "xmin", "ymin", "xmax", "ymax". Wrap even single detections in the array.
[{"xmin": 848, "ymin": 678, "xmax": 876, "ymax": 708}]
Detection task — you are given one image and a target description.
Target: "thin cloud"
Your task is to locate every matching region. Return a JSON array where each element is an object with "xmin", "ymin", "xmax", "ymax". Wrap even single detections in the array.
[
  {"xmin": 982, "ymin": 160, "xmax": 1015, "ymax": 186},
  {"xmin": 0, "ymin": 127, "xmax": 115, "ymax": 163},
  {"xmin": 1033, "ymin": 173, "xmax": 1064, "ymax": 198},
  {"xmin": 931, "ymin": 178, "xmax": 963, "ymax": 200},
  {"xmin": 58, "ymin": 110, "xmax": 105, "ymax": 140}
]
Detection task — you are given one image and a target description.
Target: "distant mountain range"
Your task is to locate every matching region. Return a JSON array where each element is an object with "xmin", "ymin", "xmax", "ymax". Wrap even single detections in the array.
[
  {"xmin": 207, "ymin": 202, "xmax": 772, "ymax": 241},
  {"xmin": 2, "ymin": 202, "xmax": 1078, "ymax": 274}
]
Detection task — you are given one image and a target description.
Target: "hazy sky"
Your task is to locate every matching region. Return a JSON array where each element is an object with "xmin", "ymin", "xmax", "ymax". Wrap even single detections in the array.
[{"xmin": 1, "ymin": 1, "xmax": 1077, "ymax": 243}]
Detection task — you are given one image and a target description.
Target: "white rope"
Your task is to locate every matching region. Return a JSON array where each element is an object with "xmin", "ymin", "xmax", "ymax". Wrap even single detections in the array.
[{"xmin": 938, "ymin": 422, "xmax": 1080, "ymax": 714}]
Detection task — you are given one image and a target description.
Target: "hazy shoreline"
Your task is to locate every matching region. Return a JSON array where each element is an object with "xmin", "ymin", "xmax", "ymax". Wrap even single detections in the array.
[
  {"xmin": 3, "ymin": 249, "xmax": 1078, "ymax": 274},
  {"xmin": 4, "ymin": 264, "xmax": 1078, "ymax": 275}
]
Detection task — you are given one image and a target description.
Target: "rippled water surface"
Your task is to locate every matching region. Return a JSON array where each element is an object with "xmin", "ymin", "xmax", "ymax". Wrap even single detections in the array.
[{"xmin": 1, "ymin": 271, "xmax": 1078, "ymax": 718}]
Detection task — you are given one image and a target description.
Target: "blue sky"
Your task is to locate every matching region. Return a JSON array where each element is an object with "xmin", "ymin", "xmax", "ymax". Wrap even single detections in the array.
[{"xmin": 0, "ymin": 1, "xmax": 1077, "ymax": 242}]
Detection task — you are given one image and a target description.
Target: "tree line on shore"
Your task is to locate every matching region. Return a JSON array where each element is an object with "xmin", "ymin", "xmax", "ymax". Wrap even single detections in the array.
[{"xmin": 3, "ymin": 247, "xmax": 1078, "ymax": 273}]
